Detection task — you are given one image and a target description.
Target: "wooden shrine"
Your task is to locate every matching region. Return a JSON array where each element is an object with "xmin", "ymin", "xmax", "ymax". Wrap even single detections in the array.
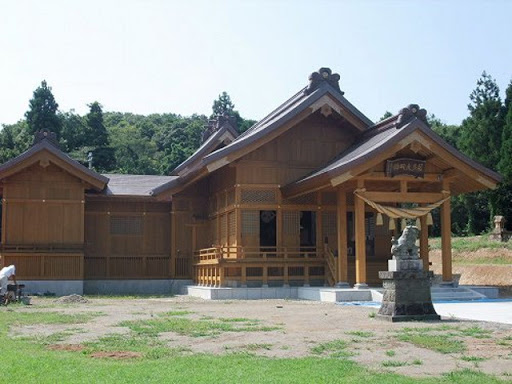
[{"xmin": 0, "ymin": 69, "xmax": 502, "ymax": 292}]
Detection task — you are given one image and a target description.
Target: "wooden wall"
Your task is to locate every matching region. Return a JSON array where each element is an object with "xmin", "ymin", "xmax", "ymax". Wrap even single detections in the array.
[
  {"xmin": 236, "ymin": 113, "xmax": 357, "ymax": 186},
  {"xmin": 84, "ymin": 199, "xmax": 171, "ymax": 279},
  {"xmin": 0, "ymin": 163, "xmax": 86, "ymax": 280},
  {"xmin": 2, "ymin": 163, "xmax": 84, "ymax": 246}
]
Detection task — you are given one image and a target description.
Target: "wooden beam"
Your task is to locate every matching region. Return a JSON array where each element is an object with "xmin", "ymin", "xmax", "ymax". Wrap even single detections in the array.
[
  {"xmin": 354, "ymin": 179, "xmax": 367, "ymax": 287},
  {"xmin": 357, "ymin": 172, "xmax": 443, "ymax": 182},
  {"xmin": 358, "ymin": 191, "xmax": 446, "ymax": 203},
  {"xmin": 441, "ymin": 181, "xmax": 452, "ymax": 282},
  {"xmin": 336, "ymin": 187, "xmax": 348, "ymax": 284}
]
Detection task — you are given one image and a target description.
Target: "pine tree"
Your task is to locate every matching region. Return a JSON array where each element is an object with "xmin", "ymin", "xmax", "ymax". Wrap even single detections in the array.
[
  {"xmin": 212, "ymin": 92, "xmax": 235, "ymax": 117},
  {"xmin": 498, "ymin": 80, "xmax": 512, "ymax": 179},
  {"xmin": 86, "ymin": 101, "xmax": 109, "ymax": 147},
  {"xmin": 25, "ymin": 80, "xmax": 62, "ymax": 138},
  {"xmin": 458, "ymin": 72, "xmax": 505, "ymax": 234},
  {"xmin": 459, "ymin": 72, "xmax": 504, "ymax": 169}
]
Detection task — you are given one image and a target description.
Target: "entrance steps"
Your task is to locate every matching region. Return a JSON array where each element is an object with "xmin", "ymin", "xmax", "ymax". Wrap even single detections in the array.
[{"xmin": 430, "ymin": 286, "xmax": 488, "ymax": 302}]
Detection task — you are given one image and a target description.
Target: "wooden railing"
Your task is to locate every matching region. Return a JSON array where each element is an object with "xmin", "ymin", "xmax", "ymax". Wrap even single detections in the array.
[
  {"xmin": 1, "ymin": 252, "xmax": 84, "ymax": 280},
  {"xmin": 194, "ymin": 246, "xmax": 324, "ymax": 287}
]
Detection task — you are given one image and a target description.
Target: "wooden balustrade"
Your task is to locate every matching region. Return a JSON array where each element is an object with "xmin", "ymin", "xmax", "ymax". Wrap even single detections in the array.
[
  {"xmin": 193, "ymin": 246, "xmax": 324, "ymax": 287},
  {"xmin": 1, "ymin": 252, "xmax": 84, "ymax": 280}
]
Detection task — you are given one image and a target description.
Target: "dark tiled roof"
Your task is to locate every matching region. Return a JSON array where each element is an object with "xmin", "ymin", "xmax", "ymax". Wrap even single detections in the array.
[{"xmin": 102, "ymin": 174, "xmax": 177, "ymax": 196}]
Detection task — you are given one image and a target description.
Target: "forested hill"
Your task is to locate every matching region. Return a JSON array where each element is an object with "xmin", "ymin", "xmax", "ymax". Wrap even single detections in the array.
[
  {"xmin": 0, "ymin": 90, "xmax": 256, "ymax": 176},
  {"xmin": 1, "ymin": 74, "xmax": 512, "ymax": 236}
]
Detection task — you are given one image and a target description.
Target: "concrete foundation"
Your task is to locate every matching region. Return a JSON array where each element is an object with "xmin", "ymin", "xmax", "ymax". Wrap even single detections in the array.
[
  {"xmin": 20, "ymin": 280, "xmax": 84, "ymax": 296},
  {"xmin": 84, "ymin": 280, "xmax": 192, "ymax": 295},
  {"xmin": 186, "ymin": 286, "xmax": 385, "ymax": 302}
]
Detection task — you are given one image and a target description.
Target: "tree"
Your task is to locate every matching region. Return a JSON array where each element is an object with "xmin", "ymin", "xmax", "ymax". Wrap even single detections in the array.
[
  {"xmin": 499, "ymin": 80, "xmax": 512, "ymax": 180},
  {"xmin": 212, "ymin": 92, "xmax": 235, "ymax": 118},
  {"xmin": 211, "ymin": 92, "xmax": 255, "ymax": 134},
  {"xmin": 458, "ymin": 72, "xmax": 506, "ymax": 234},
  {"xmin": 85, "ymin": 102, "xmax": 109, "ymax": 147},
  {"xmin": 25, "ymin": 80, "xmax": 62, "ymax": 138},
  {"xmin": 459, "ymin": 72, "xmax": 504, "ymax": 169}
]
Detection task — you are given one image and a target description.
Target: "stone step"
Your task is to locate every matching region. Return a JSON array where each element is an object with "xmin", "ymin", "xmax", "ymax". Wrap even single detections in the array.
[{"xmin": 431, "ymin": 287, "xmax": 486, "ymax": 302}]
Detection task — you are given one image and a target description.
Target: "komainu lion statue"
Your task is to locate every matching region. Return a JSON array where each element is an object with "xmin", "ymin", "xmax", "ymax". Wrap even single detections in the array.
[{"xmin": 391, "ymin": 225, "xmax": 420, "ymax": 260}]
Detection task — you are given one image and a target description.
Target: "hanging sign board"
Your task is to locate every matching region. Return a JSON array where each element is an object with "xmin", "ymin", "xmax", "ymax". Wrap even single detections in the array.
[{"xmin": 386, "ymin": 158, "xmax": 426, "ymax": 178}]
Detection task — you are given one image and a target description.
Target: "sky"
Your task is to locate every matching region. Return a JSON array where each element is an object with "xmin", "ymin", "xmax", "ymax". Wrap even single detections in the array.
[{"xmin": 1, "ymin": 0, "xmax": 511, "ymax": 127}]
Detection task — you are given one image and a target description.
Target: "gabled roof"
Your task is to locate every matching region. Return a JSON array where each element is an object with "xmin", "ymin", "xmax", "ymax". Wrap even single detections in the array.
[
  {"xmin": 153, "ymin": 68, "xmax": 374, "ymax": 197},
  {"xmin": 203, "ymin": 81, "xmax": 373, "ymax": 168},
  {"xmin": 171, "ymin": 117, "xmax": 239, "ymax": 176},
  {"xmin": 0, "ymin": 138, "xmax": 109, "ymax": 191},
  {"xmin": 101, "ymin": 174, "xmax": 177, "ymax": 196},
  {"xmin": 281, "ymin": 105, "xmax": 502, "ymax": 198}
]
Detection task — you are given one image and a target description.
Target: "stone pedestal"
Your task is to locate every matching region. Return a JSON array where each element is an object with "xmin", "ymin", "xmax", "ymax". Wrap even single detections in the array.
[{"xmin": 378, "ymin": 270, "xmax": 440, "ymax": 322}]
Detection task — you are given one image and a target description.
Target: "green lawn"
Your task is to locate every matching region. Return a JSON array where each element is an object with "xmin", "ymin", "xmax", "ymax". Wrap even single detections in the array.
[{"xmin": 0, "ymin": 308, "xmax": 510, "ymax": 383}]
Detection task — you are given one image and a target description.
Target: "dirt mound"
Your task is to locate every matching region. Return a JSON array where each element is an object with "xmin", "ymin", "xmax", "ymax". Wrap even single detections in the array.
[
  {"xmin": 48, "ymin": 344, "xmax": 85, "ymax": 351},
  {"xmin": 54, "ymin": 295, "xmax": 89, "ymax": 304},
  {"xmin": 90, "ymin": 351, "xmax": 142, "ymax": 359}
]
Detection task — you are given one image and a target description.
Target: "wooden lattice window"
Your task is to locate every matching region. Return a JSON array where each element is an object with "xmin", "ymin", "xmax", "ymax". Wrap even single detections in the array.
[
  {"xmin": 241, "ymin": 189, "xmax": 276, "ymax": 204},
  {"xmin": 217, "ymin": 192, "xmax": 226, "ymax": 210},
  {"xmin": 322, "ymin": 212, "xmax": 337, "ymax": 236},
  {"xmin": 110, "ymin": 216, "xmax": 143, "ymax": 235},
  {"xmin": 288, "ymin": 266, "xmax": 304, "ymax": 276},
  {"xmin": 241, "ymin": 211, "xmax": 259, "ymax": 235},
  {"xmin": 226, "ymin": 189, "xmax": 235, "ymax": 206},
  {"xmin": 228, "ymin": 212, "xmax": 236, "ymax": 237},
  {"xmin": 283, "ymin": 211, "xmax": 300, "ymax": 235},
  {"xmin": 220, "ymin": 214, "xmax": 228, "ymax": 242}
]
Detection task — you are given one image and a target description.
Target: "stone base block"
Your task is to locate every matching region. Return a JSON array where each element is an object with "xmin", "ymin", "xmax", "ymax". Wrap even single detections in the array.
[{"xmin": 388, "ymin": 259, "xmax": 423, "ymax": 271}]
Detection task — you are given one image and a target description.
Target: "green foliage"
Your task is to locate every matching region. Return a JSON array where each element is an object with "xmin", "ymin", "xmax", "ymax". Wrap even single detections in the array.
[
  {"xmin": 211, "ymin": 91, "xmax": 256, "ymax": 133},
  {"xmin": 25, "ymin": 80, "xmax": 62, "ymax": 138}
]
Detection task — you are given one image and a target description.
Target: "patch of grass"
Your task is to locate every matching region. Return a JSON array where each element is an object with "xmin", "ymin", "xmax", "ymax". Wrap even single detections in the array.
[
  {"xmin": 496, "ymin": 340, "xmax": 511, "ymax": 346},
  {"xmin": 159, "ymin": 310, "xmax": 193, "ymax": 317},
  {"xmin": 345, "ymin": 331, "xmax": 374, "ymax": 338},
  {"xmin": 368, "ymin": 311, "xmax": 376, "ymax": 319},
  {"xmin": 382, "ymin": 360, "xmax": 408, "ymax": 367},
  {"xmin": 412, "ymin": 359, "xmax": 423, "ymax": 365},
  {"xmin": 430, "ymin": 235, "xmax": 512, "ymax": 253},
  {"xmin": 458, "ymin": 326, "xmax": 492, "ymax": 338},
  {"xmin": 461, "ymin": 355, "xmax": 486, "ymax": 362},
  {"xmin": 241, "ymin": 343, "xmax": 273, "ymax": 351},
  {"xmin": 119, "ymin": 315, "xmax": 280, "ymax": 338},
  {"xmin": 398, "ymin": 333, "xmax": 466, "ymax": 354},
  {"xmin": 0, "ymin": 311, "xmax": 103, "ymax": 326},
  {"xmin": 385, "ymin": 350, "xmax": 396, "ymax": 357},
  {"xmin": 310, "ymin": 339, "xmax": 353, "ymax": 358}
]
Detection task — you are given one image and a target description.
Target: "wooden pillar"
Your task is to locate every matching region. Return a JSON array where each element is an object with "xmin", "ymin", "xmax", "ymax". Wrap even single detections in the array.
[
  {"xmin": 419, "ymin": 214, "xmax": 429, "ymax": 270},
  {"xmin": 441, "ymin": 193, "xmax": 452, "ymax": 282},
  {"xmin": 354, "ymin": 180, "xmax": 367, "ymax": 288},
  {"xmin": 1, "ymin": 196, "xmax": 7, "ymax": 244},
  {"xmin": 419, "ymin": 213, "xmax": 429, "ymax": 271},
  {"xmin": 170, "ymin": 211, "xmax": 176, "ymax": 278},
  {"xmin": 336, "ymin": 188, "xmax": 349, "ymax": 286}
]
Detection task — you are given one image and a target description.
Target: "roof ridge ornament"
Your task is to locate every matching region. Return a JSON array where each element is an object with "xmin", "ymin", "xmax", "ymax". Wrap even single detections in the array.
[
  {"xmin": 33, "ymin": 129, "xmax": 60, "ymax": 148},
  {"xmin": 396, "ymin": 104, "xmax": 428, "ymax": 129},
  {"xmin": 201, "ymin": 113, "xmax": 238, "ymax": 143},
  {"xmin": 305, "ymin": 67, "xmax": 344, "ymax": 96}
]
